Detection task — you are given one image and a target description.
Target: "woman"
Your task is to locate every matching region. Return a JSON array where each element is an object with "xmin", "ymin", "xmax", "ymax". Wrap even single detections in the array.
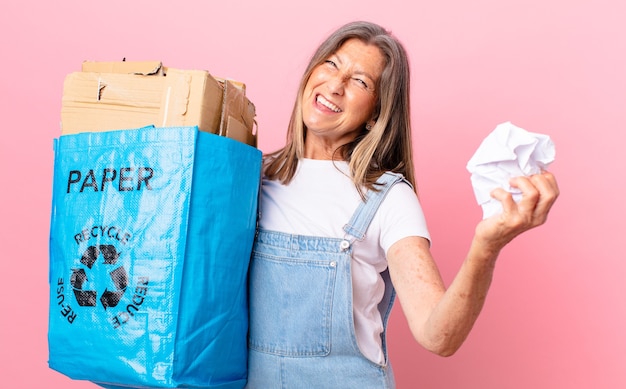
[{"xmin": 246, "ymin": 21, "xmax": 559, "ymax": 388}]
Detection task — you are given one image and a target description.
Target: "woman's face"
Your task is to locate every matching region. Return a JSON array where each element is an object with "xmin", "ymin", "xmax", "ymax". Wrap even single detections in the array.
[{"xmin": 301, "ymin": 38, "xmax": 385, "ymax": 158}]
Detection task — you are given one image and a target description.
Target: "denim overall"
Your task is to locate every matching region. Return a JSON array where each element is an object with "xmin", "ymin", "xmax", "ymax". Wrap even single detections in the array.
[{"xmin": 247, "ymin": 172, "xmax": 404, "ymax": 389}]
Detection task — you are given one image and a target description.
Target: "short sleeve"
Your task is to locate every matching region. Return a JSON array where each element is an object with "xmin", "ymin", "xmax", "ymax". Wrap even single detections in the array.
[{"xmin": 378, "ymin": 182, "xmax": 431, "ymax": 254}]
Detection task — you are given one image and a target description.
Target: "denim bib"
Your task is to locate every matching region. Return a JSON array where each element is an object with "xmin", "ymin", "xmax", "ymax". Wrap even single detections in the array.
[{"xmin": 247, "ymin": 172, "xmax": 404, "ymax": 388}]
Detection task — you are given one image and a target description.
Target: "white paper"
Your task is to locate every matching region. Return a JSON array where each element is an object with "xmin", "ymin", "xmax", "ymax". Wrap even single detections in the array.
[{"xmin": 466, "ymin": 122, "xmax": 556, "ymax": 219}]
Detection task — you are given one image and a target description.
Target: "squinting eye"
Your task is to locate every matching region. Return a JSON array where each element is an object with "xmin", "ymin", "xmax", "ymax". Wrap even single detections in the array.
[
  {"xmin": 354, "ymin": 78, "xmax": 368, "ymax": 88},
  {"xmin": 325, "ymin": 60, "xmax": 337, "ymax": 68}
]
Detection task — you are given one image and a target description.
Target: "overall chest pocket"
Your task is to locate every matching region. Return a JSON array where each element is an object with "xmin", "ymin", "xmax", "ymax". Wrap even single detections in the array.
[{"xmin": 248, "ymin": 249, "xmax": 339, "ymax": 357}]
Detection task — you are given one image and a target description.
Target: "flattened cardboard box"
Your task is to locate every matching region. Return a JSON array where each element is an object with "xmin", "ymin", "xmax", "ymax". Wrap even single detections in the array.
[
  {"xmin": 61, "ymin": 61, "xmax": 257, "ymax": 147},
  {"xmin": 218, "ymin": 79, "xmax": 257, "ymax": 147}
]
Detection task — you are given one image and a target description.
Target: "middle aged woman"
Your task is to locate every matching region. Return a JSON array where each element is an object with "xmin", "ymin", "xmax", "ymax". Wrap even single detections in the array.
[{"xmin": 246, "ymin": 21, "xmax": 559, "ymax": 389}]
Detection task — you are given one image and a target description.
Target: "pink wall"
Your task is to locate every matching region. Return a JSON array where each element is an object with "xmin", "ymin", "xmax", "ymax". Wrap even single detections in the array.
[{"xmin": 1, "ymin": 0, "xmax": 624, "ymax": 387}]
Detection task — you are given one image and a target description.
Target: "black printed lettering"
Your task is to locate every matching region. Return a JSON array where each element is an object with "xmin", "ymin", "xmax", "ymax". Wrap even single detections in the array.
[
  {"xmin": 136, "ymin": 167, "xmax": 154, "ymax": 190},
  {"xmin": 80, "ymin": 170, "xmax": 98, "ymax": 192},
  {"xmin": 66, "ymin": 167, "xmax": 155, "ymax": 193},
  {"xmin": 67, "ymin": 170, "xmax": 81, "ymax": 193},
  {"xmin": 100, "ymin": 168, "xmax": 117, "ymax": 191},
  {"xmin": 118, "ymin": 168, "xmax": 133, "ymax": 191}
]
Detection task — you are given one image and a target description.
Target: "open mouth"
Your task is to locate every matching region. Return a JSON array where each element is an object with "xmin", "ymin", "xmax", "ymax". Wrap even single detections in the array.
[{"xmin": 316, "ymin": 95, "xmax": 342, "ymax": 113}]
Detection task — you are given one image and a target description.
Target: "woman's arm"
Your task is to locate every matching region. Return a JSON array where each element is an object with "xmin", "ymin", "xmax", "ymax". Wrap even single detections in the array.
[{"xmin": 387, "ymin": 171, "xmax": 559, "ymax": 356}]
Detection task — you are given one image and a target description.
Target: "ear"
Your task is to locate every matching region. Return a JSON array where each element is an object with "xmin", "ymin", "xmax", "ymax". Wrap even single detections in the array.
[{"xmin": 366, "ymin": 120, "xmax": 376, "ymax": 130}]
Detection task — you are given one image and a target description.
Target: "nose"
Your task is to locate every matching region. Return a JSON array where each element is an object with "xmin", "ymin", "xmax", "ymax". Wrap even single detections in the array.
[{"xmin": 327, "ymin": 73, "xmax": 347, "ymax": 95}]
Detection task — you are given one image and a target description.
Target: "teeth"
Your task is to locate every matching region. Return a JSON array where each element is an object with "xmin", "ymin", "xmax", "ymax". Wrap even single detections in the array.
[{"xmin": 317, "ymin": 95, "xmax": 341, "ymax": 112}]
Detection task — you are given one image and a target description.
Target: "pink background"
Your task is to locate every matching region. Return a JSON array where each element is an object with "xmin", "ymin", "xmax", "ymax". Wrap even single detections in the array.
[{"xmin": 1, "ymin": 0, "xmax": 624, "ymax": 388}]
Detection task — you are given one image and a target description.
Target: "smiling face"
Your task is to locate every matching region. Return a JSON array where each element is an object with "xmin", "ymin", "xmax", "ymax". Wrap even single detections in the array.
[{"xmin": 301, "ymin": 38, "xmax": 386, "ymax": 159}]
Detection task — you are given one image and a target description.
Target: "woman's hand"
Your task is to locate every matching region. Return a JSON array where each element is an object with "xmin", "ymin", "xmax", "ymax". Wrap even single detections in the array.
[
  {"xmin": 389, "ymin": 171, "xmax": 559, "ymax": 356},
  {"xmin": 475, "ymin": 170, "xmax": 560, "ymax": 253}
]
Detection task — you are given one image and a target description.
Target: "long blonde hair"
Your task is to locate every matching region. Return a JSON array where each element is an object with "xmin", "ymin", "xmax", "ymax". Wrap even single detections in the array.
[{"xmin": 264, "ymin": 21, "xmax": 416, "ymax": 196}]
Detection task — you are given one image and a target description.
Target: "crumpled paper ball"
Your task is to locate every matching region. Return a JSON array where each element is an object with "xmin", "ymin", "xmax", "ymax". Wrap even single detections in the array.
[{"xmin": 466, "ymin": 121, "xmax": 556, "ymax": 219}]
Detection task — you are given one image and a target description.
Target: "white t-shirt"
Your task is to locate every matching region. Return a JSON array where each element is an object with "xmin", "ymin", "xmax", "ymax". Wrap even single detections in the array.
[{"xmin": 259, "ymin": 158, "xmax": 430, "ymax": 364}]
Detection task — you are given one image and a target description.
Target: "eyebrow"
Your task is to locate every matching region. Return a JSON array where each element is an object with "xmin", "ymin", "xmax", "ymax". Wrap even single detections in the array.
[{"xmin": 331, "ymin": 53, "xmax": 378, "ymax": 82}]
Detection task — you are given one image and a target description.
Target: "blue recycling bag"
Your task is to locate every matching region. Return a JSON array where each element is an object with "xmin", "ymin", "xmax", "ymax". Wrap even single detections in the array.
[{"xmin": 48, "ymin": 126, "xmax": 261, "ymax": 388}]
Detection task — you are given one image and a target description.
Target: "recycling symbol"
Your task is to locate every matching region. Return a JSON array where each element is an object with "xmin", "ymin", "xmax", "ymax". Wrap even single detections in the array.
[{"xmin": 70, "ymin": 244, "xmax": 128, "ymax": 309}]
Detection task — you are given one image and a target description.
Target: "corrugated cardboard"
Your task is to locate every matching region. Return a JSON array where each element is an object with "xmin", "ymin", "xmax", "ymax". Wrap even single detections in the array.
[
  {"xmin": 61, "ymin": 61, "xmax": 257, "ymax": 147},
  {"xmin": 81, "ymin": 60, "xmax": 164, "ymax": 75},
  {"xmin": 218, "ymin": 79, "xmax": 257, "ymax": 147}
]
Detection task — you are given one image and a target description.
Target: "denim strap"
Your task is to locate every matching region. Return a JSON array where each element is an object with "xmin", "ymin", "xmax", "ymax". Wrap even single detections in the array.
[{"xmin": 342, "ymin": 172, "xmax": 408, "ymax": 240}]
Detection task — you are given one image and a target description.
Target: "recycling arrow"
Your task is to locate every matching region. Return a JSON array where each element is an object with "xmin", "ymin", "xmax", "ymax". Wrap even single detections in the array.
[
  {"xmin": 71, "ymin": 244, "xmax": 128, "ymax": 309},
  {"xmin": 100, "ymin": 266, "xmax": 128, "ymax": 309},
  {"xmin": 70, "ymin": 268, "xmax": 97, "ymax": 307}
]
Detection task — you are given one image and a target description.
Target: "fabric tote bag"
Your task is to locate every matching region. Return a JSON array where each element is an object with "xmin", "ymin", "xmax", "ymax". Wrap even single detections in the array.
[{"xmin": 48, "ymin": 126, "xmax": 262, "ymax": 388}]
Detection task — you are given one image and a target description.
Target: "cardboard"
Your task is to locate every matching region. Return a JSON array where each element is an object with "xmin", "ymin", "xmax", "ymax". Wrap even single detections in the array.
[
  {"xmin": 81, "ymin": 60, "xmax": 164, "ymax": 75},
  {"xmin": 61, "ymin": 61, "xmax": 258, "ymax": 147},
  {"xmin": 218, "ymin": 79, "xmax": 257, "ymax": 147}
]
